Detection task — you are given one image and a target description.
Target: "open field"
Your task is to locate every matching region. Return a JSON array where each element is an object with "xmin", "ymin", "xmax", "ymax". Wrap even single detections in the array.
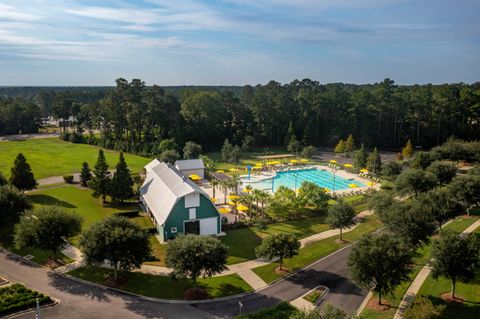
[
  {"xmin": 0, "ymin": 138, "xmax": 151, "ymax": 179},
  {"xmin": 68, "ymin": 266, "xmax": 252, "ymax": 299}
]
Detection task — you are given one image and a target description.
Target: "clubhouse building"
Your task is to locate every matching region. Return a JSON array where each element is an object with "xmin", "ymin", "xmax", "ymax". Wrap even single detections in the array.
[{"xmin": 140, "ymin": 159, "xmax": 221, "ymax": 242}]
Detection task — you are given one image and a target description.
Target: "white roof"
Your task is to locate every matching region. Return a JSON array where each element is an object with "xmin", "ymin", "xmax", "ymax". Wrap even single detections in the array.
[
  {"xmin": 174, "ymin": 159, "xmax": 205, "ymax": 171},
  {"xmin": 140, "ymin": 159, "xmax": 207, "ymax": 225}
]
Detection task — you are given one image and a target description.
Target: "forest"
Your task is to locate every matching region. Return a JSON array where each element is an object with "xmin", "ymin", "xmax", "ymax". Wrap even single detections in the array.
[{"xmin": 1, "ymin": 78, "xmax": 479, "ymax": 153}]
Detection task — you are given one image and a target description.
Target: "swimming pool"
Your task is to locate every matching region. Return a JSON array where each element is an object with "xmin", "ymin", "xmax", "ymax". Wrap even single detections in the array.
[{"xmin": 243, "ymin": 168, "xmax": 364, "ymax": 192}]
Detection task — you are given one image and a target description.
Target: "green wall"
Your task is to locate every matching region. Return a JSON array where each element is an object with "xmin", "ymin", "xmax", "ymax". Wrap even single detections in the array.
[{"xmin": 163, "ymin": 194, "xmax": 220, "ymax": 240}]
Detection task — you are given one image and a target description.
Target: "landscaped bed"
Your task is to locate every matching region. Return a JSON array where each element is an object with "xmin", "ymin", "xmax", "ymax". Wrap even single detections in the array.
[
  {"xmin": 68, "ymin": 266, "xmax": 253, "ymax": 300},
  {"xmin": 0, "ymin": 284, "xmax": 53, "ymax": 316},
  {"xmin": 0, "ymin": 138, "xmax": 151, "ymax": 179},
  {"xmin": 252, "ymin": 214, "xmax": 383, "ymax": 283},
  {"xmin": 235, "ymin": 301, "xmax": 298, "ymax": 319},
  {"xmin": 303, "ymin": 286, "xmax": 327, "ymax": 305}
]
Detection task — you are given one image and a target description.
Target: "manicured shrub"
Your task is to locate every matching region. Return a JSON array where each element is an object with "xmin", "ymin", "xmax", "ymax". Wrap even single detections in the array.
[
  {"xmin": 0, "ymin": 284, "xmax": 52, "ymax": 315},
  {"xmin": 63, "ymin": 174, "xmax": 74, "ymax": 183}
]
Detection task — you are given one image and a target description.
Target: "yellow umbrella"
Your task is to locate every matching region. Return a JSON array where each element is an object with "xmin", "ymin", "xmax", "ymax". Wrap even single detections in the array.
[
  {"xmin": 323, "ymin": 188, "xmax": 331, "ymax": 192},
  {"xmin": 252, "ymin": 166, "xmax": 262, "ymax": 170},
  {"xmin": 359, "ymin": 168, "xmax": 369, "ymax": 173},
  {"xmin": 237, "ymin": 205, "xmax": 249, "ymax": 211},
  {"xmin": 367, "ymin": 181, "xmax": 375, "ymax": 187},
  {"xmin": 255, "ymin": 163, "xmax": 263, "ymax": 166},
  {"xmin": 266, "ymin": 161, "xmax": 276, "ymax": 165},
  {"xmin": 228, "ymin": 195, "xmax": 240, "ymax": 200},
  {"xmin": 329, "ymin": 160, "xmax": 338, "ymax": 164},
  {"xmin": 273, "ymin": 161, "xmax": 281, "ymax": 165},
  {"xmin": 216, "ymin": 170, "xmax": 225, "ymax": 173},
  {"xmin": 227, "ymin": 201, "xmax": 236, "ymax": 206},
  {"xmin": 289, "ymin": 159, "xmax": 298, "ymax": 163},
  {"xmin": 218, "ymin": 207, "xmax": 230, "ymax": 214},
  {"xmin": 343, "ymin": 164, "xmax": 353, "ymax": 168},
  {"xmin": 348, "ymin": 183, "xmax": 358, "ymax": 188},
  {"xmin": 229, "ymin": 168, "xmax": 238, "ymax": 172},
  {"xmin": 300, "ymin": 159, "xmax": 309, "ymax": 163},
  {"xmin": 189, "ymin": 174, "xmax": 201, "ymax": 181},
  {"xmin": 210, "ymin": 197, "xmax": 217, "ymax": 203},
  {"xmin": 242, "ymin": 188, "xmax": 252, "ymax": 193}
]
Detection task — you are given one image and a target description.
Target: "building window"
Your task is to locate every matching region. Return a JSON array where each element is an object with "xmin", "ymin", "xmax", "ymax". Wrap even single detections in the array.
[
  {"xmin": 189, "ymin": 208, "xmax": 196, "ymax": 220},
  {"xmin": 171, "ymin": 227, "xmax": 177, "ymax": 233}
]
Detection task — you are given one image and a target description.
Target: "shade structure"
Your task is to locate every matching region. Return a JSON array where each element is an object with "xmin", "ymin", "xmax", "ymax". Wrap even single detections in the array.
[
  {"xmin": 343, "ymin": 163, "xmax": 353, "ymax": 168},
  {"xmin": 216, "ymin": 170, "xmax": 225, "ymax": 173},
  {"xmin": 367, "ymin": 181, "xmax": 375, "ymax": 187},
  {"xmin": 218, "ymin": 207, "xmax": 230, "ymax": 214},
  {"xmin": 227, "ymin": 195, "xmax": 240, "ymax": 200},
  {"xmin": 329, "ymin": 160, "xmax": 338, "ymax": 163},
  {"xmin": 189, "ymin": 174, "xmax": 201, "ymax": 181},
  {"xmin": 210, "ymin": 197, "xmax": 217, "ymax": 203},
  {"xmin": 300, "ymin": 159, "xmax": 309, "ymax": 163},
  {"xmin": 237, "ymin": 205, "xmax": 249, "ymax": 211},
  {"xmin": 348, "ymin": 183, "xmax": 358, "ymax": 188},
  {"xmin": 359, "ymin": 168, "xmax": 369, "ymax": 173}
]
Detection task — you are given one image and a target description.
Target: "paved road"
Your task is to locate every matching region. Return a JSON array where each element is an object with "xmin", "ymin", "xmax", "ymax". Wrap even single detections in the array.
[{"xmin": 0, "ymin": 244, "xmax": 366, "ymax": 318}]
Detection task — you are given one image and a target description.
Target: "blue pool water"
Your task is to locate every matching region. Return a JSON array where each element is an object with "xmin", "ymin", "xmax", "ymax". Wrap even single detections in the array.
[{"xmin": 244, "ymin": 168, "xmax": 364, "ymax": 192}]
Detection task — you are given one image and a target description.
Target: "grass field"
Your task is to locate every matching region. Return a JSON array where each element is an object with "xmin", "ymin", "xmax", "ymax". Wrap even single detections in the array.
[
  {"xmin": 252, "ymin": 214, "xmax": 383, "ymax": 284},
  {"xmin": 361, "ymin": 214, "xmax": 480, "ymax": 319},
  {"xmin": 68, "ymin": 266, "xmax": 252, "ymax": 299},
  {"xmin": 0, "ymin": 138, "xmax": 151, "ymax": 179},
  {"xmin": 222, "ymin": 216, "xmax": 329, "ymax": 265}
]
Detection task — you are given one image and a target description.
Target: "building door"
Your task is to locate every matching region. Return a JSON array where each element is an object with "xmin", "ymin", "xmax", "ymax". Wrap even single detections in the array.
[{"xmin": 184, "ymin": 220, "xmax": 200, "ymax": 235}]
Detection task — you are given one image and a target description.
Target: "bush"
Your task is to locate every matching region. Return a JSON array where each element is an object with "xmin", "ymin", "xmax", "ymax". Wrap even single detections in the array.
[
  {"xmin": 63, "ymin": 174, "xmax": 74, "ymax": 183},
  {"xmin": 0, "ymin": 284, "xmax": 52, "ymax": 315},
  {"xmin": 236, "ymin": 302, "xmax": 298, "ymax": 319}
]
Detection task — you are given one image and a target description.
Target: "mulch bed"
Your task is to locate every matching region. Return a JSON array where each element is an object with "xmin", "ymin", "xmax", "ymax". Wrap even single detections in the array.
[
  {"xmin": 45, "ymin": 259, "xmax": 65, "ymax": 269},
  {"xmin": 440, "ymin": 292, "xmax": 465, "ymax": 304},
  {"xmin": 104, "ymin": 275, "xmax": 128, "ymax": 288},
  {"xmin": 183, "ymin": 287, "xmax": 210, "ymax": 300},
  {"xmin": 275, "ymin": 267, "xmax": 291, "ymax": 276},
  {"xmin": 366, "ymin": 298, "xmax": 391, "ymax": 311}
]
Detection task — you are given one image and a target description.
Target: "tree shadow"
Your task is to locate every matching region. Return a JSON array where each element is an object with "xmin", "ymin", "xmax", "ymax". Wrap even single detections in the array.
[
  {"xmin": 425, "ymin": 295, "xmax": 480, "ymax": 318},
  {"xmin": 47, "ymin": 272, "xmax": 111, "ymax": 302},
  {"xmin": 29, "ymin": 194, "xmax": 76, "ymax": 208}
]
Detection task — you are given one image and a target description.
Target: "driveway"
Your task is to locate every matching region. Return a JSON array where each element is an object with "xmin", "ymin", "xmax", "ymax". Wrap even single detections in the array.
[{"xmin": 0, "ymin": 244, "xmax": 366, "ymax": 319}]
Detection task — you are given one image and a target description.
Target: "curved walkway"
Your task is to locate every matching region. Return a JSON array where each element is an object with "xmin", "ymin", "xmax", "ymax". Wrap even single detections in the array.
[{"xmin": 393, "ymin": 219, "xmax": 480, "ymax": 319}]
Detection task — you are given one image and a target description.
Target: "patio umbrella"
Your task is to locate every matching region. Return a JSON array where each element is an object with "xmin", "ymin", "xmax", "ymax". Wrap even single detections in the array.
[
  {"xmin": 189, "ymin": 174, "xmax": 201, "ymax": 181},
  {"xmin": 348, "ymin": 183, "xmax": 358, "ymax": 188},
  {"xmin": 218, "ymin": 207, "xmax": 230, "ymax": 214},
  {"xmin": 300, "ymin": 159, "xmax": 309, "ymax": 163},
  {"xmin": 229, "ymin": 168, "xmax": 238, "ymax": 172},
  {"xmin": 359, "ymin": 168, "xmax": 369, "ymax": 173},
  {"xmin": 237, "ymin": 205, "xmax": 249, "ymax": 211},
  {"xmin": 227, "ymin": 201, "xmax": 236, "ymax": 206},
  {"xmin": 210, "ymin": 197, "xmax": 217, "ymax": 203},
  {"xmin": 242, "ymin": 188, "xmax": 252, "ymax": 193},
  {"xmin": 367, "ymin": 181, "xmax": 375, "ymax": 187},
  {"xmin": 266, "ymin": 161, "xmax": 276, "ymax": 165},
  {"xmin": 343, "ymin": 163, "xmax": 353, "ymax": 168},
  {"xmin": 254, "ymin": 162, "xmax": 263, "ymax": 166},
  {"xmin": 323, "ymin": 188, "xmax": 331, "ymax": 192},
  {"xmin": 329, "ymin": 160, "xmax": 338, "ymax": 164},
  {"xmin": 216, "ymin": 170, "xmax": 225, "ymax": 173},
  {"xmin": 289, "ymin": 159, "xmax": 298, "ymax": 163},
  {"xmin": 227, "ymin": 195, "xmax": 240, "ymax": 200}
]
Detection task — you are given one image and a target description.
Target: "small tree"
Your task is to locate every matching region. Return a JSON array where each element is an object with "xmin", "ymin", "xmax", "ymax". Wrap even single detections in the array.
[
  {"xmin": 9, "ymin": 153, "xmax": 36, "ymax": 190},
  {"xmin": 416, "ymin": 188, "xmax": 459, "ymax": 229},
  {"xmin": 448, "ymin": 174, "xmax": 480, "ymax": 215},
  {"xmin": 300, "ymin": 145, "xmax": 316, "ymax": 159},
  {"xmin": 344, "ymin": 134, "xmax": 355, "ymax": 153},
  {"xmin": 80, "ymin": 215, "xmax": 151, "ymax": 281},
  {"xmin": 431, "ymin": 230, "xmax": 480, "ymax": 299},
  {"xmin": 348, "ymin": 233, "xmax": 412, "ymax": 305},
  {"xmin": 166, "ymin": 234, "xmax": 227, "ymax": 286},
  {"xmin": 368, "ymin": 191, "xmax": 396, "ymax": 222},
  {"xmin": 231, "ymin": 145, "xmax": 241, "ymax": 164},
  {"xmin": 0, "ymin": 185, "xmax": 32, "ymax": 225},
  {"xmin": 157, "ymin": 137, "xmax": 178, "ymax": 154},
  {"xmin": 221, "ymin": 139, "xmax": 234, "ymax": 163},
  {"xmin": 404, "ymin": 296, "xmax": 445, "ymax": 319},
  {"xmin": 285, "ymin": 121, "xmax": 296, "ymax": 147},
  {"xmin": 411, "ymin": 151, "xmax": 435, "ymax": 170},
  {"xmin": 14, "ymin": 207, "xmax": 82, "ymax": 260},
  {"xmin": 402, "ymin": 139, "xmax": 414, "ymax": 159},
  {"xmin": 255, "ymin": 233, "xmax": 300, "ymax": 271},
  {"xmin": 326, "ymin": 200, "xmax": 356, "ymax": 241},
  {"xmin": 88, "ymin": 149, "xmax": 111, "ymax": 204},
  {"xmin": 354, "ymin": 144, "xmax": 368, "ymax": 169},
  {"xmin": 426, "ymin": 161, "xmax": 457, "ymax": 185},
  {"xmin": 367, "ymin": 147, "xmax": 382, "ymax": 174},
  {"xmin": 334, "ymin": 139, "xmax": 346, "ymax": 154},
  {"xmin": 297, "ymin": 181, "xmax": 330, "ymax": 212},
  {"xmin": 80, "ymin": 162, "xmax": 92, "ymax": 187},
  {"xmin": 381, "ymin": 161, "xmax": 403, "ymax": 179},
  {"xmin": 395, "ymin": 169, "xmax": 438, "ymax": 196},
  {"xmin": 287, "ymin": 135, "xmax": 302, "ymax": 156},
  {"xmin": 183, "ymin": 141, "xmax": 202, "ymax": 159},
  {"xmin": 109, "ymin": 152, "xmax": 134, "ymax": 204},
  {"xmin": 159, "ymin": 149, "xmax": 180, "ymax": 164}
]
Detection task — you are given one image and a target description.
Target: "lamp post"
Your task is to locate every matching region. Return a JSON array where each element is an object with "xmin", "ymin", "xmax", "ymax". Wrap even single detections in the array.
[
  {"xmin": 332, "ymin": 168, "xmax": 338, "ymax": 198},
  {"xmin": 294, "ymin": 173, "xmax": 298, "ymax": 192}
]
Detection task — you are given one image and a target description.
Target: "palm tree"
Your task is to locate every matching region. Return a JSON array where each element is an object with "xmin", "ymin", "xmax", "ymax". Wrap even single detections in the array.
[
  {"xmin": 219, "ymin": 179, "xmax": 229, "ymax": 204},
  {"xmin": 252, "ymin": 189, "xmax": 262, "ymax": 215},
  {"xmin": 230, "ymin": 174, "xmax": 242, "ymax": 195},
  {"xmin": 258, "ymin": 190, "xmax": 271, "ymax": 217},
  {"xmin": 240, "ymin": 193, "xmax": 254, "ymax": 220}
]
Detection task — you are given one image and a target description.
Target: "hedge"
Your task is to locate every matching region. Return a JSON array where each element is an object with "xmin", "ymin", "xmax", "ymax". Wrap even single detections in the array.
[{"xmin": 0, "ymin": 284, "xmax": 52, "ymax": 315}]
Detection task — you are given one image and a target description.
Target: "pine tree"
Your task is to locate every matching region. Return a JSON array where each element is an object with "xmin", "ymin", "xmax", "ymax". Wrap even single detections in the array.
[
  {"xmin": 345, "ymin": 134, "xmax": 355, "ymax": 153},
  {"xmin": 354, "ymin": 144, "xmax": 368, "ymax": 168},
  {"xmin": 284, "ymin": 121, "xmax": 295, "ymax": 147},
  {"xmin": 109, "ymin": 152, "xmax": 134, "ymax": 204},
  {"xmin": 88, "ymin": 149, "xmax": 111, "ymax": 204},
  {"xmin": 334, "ymin": 139, "xmax": 346, "ymax": 153},
  {"xmin": 9, "ymin": 153, "xmax": 36, "ymax": 190},
  {"xmin": 367, "ymin": 147, "xmax": 382, "ymax": 174},
  {"xmin": 80, "ymin": 162, "xmax": 92, "ymax": 187},
  {"xmin": 402, "ymin": 139, "xmax": 414, "ymax": 159}
]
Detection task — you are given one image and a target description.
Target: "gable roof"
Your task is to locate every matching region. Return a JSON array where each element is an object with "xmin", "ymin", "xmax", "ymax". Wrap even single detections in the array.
[
  {"xmin": 140, "ymin": 159, "xmax": 208, "ymax": 225},
  {"xmin": 174, "ymin": 159, "xmax": 205, "ymax": 171}
]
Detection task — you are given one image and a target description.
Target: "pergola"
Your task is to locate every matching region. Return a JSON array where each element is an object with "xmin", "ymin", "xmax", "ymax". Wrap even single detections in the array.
[{"xmin": 256, "ymin": 154, "xmax": 295, "ymax": 164}]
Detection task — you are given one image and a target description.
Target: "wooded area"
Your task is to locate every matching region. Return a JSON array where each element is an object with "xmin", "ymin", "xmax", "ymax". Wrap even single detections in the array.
[{"xmin": 1, "ymin": 78, "xmax": 479, "ymax": 152}]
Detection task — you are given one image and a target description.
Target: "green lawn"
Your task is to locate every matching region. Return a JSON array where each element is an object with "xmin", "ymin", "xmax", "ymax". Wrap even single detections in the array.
[
  {"xmin": 0, "ymin": 138, "xmax": 151, "ymax": 179},
  {"xmin": 144, "ymin": 235, "xmax": 167, "ymax": 267},
  {"xmin": 68, "ymin": 266, "xmax": 252, "ymax": 299},
  {"xmin": 222, "ymin": 216, "xmax": 329, "ymax": 265},
  {"xmin": 252, "ymin": 214, "xmax": 383, "ymax": 284},
  {"xmin": 361, "ymin": 215, "xmax": 480, "ymax": 319}
]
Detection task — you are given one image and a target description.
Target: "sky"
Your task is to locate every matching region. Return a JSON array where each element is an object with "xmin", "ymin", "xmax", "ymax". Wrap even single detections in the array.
[{"xmin": 0, "ymin": 0, "xmax": 479, "ymax": 86}]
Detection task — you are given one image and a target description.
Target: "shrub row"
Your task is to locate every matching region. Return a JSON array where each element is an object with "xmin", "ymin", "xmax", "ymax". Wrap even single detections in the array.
[{"xmin": 0, "ymin": 284, "xmax": 52, "ymax": 315}]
